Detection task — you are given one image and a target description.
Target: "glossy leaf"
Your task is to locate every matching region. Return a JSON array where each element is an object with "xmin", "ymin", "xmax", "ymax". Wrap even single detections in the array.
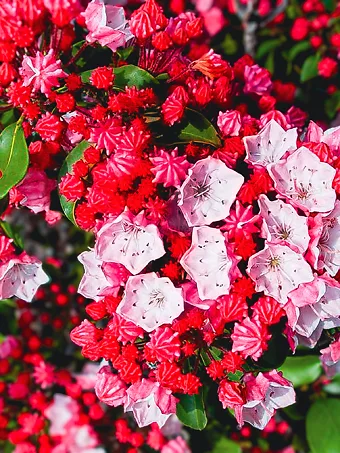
[
  {"xmin": 0, "ymin": 220, "xmax": 24, "ymax": 249},
  {"xmin": 177, "ymin": 109, "xmax": 221, "ymax": 147},
  {"xmin": 256, "ymin": 39, "xmax": 282, "ymax": 60},
  {"xmin": 81, "ymin": 65, "xmax": 158, "ymax": 89},
  {"xmin": 307, "ymin": 399, "xmax": 340, "ymax": 453},
  {"xmin": 324, "ymin": 375, "xmax": 340, "ymax": 395},
  {"xmin": 211, "ymin": 437, "xmax": 241, "ymax": 453},
  {"xmin": 300, "ymin": 54, "xmax": 321, "ymax": 83},
  {"xmin": 58, "ymin": 140, "xmax": 93, "ymax": 226},
  {"xmin": 0, "ymin": 120, "xmax": 28, "ymax": 199},
  {"xmin": 177, "ymin": 391, "xmax": 207, "ymax": 430},
  {"xmin": 279, "ymin": 356, "xmax": 322, "ymax": 387}
]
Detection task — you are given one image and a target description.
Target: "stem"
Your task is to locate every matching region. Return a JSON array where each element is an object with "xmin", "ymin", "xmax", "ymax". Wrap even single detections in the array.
[{"xmin": 66, "ymin": 42, "xmax": 90, "ymax": 68}]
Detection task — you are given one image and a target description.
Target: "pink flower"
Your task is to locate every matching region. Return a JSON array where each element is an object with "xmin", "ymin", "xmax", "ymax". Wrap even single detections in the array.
[
  {"xmin": 16, "ymin": 168, "xmax": 56, "ymax": 215},
  {"xmin": 44, "ymin": 394, "xmax": 79, "ymax": 436},
  {"xmin": 58, "ymin": 425, "xmax": 104, "ymax": 453},
  {"xmin": 178, "ymin": 156, "xmax": 244, "ymax": 227},
  {"xmin": 181, "ymin": 281, "xmax": 216, "ymax": 310},
  {"xmin": 116, "ymin": 272, "xmax": 184, "ymax": 332},
  {"xmin": 90, "ymin": 117, "xmax": 122, "ymax": 153},
  {"xmin": 78, "ymin": 250, "xmax": 124, "ymax": 300},
  {"xmin": 221, "ymin": 201, "xmax": 260, "ymax": 241},
  {"xmin": 94, "ymin": 366, "xmax": 127, "ymax": 407},
  {"xmin": 20, "ymin": 50, "xmax": 67, "ymax": 96},
  {"xmin": 84, "ymin": 0, "xmax": 133, "ymax": 52},
  {"xmin": 161, "ymin": 436, "xmax": 191, "ymax": 453},
  {"xmin": 180, "ymin": 226, "xmax": 233, "ymax": 300},
  {"xmin": 306, "ymin": 120, "xmax": 340, "ymax": 154},
  {"xmin": 244, "ymin": 64, "xmax": 273, "ymax": 96},
  {"xmin": 201, "ymin": 7, "xmax": 225, "ymax": 37},
  {"xmin": 0, "ymin": 335, "xmax": 19, "ymax": 359},
  {"xmin": 320, "ymin": 338, "xmax": 340, "ymax": 377},
  {"xmin": 95, "ymin": 209, "xmax": 166, "ymax": 275},
  {"xmin": 308, "ymin": 201, "xmax": 340, "ymax": 276},
  {"xmin": 217, "ymin": 110, "xmax": 242, "ymax": 137},
  {"xmin": 125, "ymin": 379, "xmax": 177, "ymax": 428},
  {"xmin": 231, "ymin": 316, "xmax": 271, "ymax": 361},
  {"xmin": 258, "ymin": 195, "xmax": 309, "ymax": 253},
  {"xmin": 247, "ymin": 243, "xmax": 313, "ymax": 304},
  {"xmin": 244, "ymin": 119, "xmax": 297, "ymax": 166},
  {"xmin": 268, "ymin": 147, "xmax": 336, "ymax": 213},
  {"xmin": 144, "ymin": 327, "xmax": 181, "ymax": 362},
  {"xmin": 75, "ymin": 363, "xmax": 100, "ymax": 390},
  {"xmin": 236, "ymin": 371, "xmax": 295, "ymax": 430},
  {"xmin": 150, "ymin": 148, "xmax": 192, "ymax": 188},
  {"xmin": 0, "ymin": 253, "xmax": 49, "ymax": 302}
]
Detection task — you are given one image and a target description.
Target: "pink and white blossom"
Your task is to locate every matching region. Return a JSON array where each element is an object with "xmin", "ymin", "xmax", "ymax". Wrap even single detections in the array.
[
  {"xmin": 150, "ymin": 148, "xmax": 192, "ymax": 188},
  {"xmin": 268, "ymin": 147, "xmax": 336, "ymax": 213},
  {"xmin": 94, "ymin": 366, "xmax": 127, "ymax": 407},
  {"xmin": 116, "ymin": 272, "xmax": 184, "ymax": 332},
  {"xmin": 244, "ymin": 119, "xmax": 297, "ymax": 166},
  {"xmin": 180, "ymin": 226, "xmax": 233, "ymax": 300},
  {"xmin": 258, "ymin": 195, "xmax": 309, "ymax": 253},
  {"xmin": 247, "ymin": 243, "xmax": 313, "ymax": 304},
  {"xmin": 217, "ymin": 110, "xmax": 242, "ymax": 137},
  {"xmin": 124, "ymin": 379, "xmax": 177, "ymax": 428},
  {"xmin": 95, "ymin": 210, "xmax": 166, "ymax": 275},
  {"xmin": 178, "ymin": 156, "xmax": 244, "ymax": 227},
  {"xmin": 306, "ymin": 120, "xmax": 340, "ymax": 154},
  {"xmin": 320, "ymin": 338, "xmax": 340, "ymax": 377},
  {"xmin": 20, "ymin": 50, "xmax": 67, "ymax": 95},
  {"xmin": 78, "ymin": 250, "xmax": 115, "ymax": 301},
  {"xmin": 84, "ymin": 0, "xmax": 133, "ymax": 52}
]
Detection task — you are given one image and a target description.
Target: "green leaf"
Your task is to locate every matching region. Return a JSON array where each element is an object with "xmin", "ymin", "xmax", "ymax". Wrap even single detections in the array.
[
  {"xmin": 0, "ymin": 120, "xmax": 28, "ymax": 199},
  {"xmin": 177, "ymin": 109, "xmax": 221, "ymax": 147},
  {"xmin": 116, "ymin": 46, "xmax": 134, "ymax": 61},
  {"xmin": 256, "ymin": 39, "xmax": 282, "ymax": 60},
  {"xmin": 307, "ymin": 399, "xmax": 340, "ymax": 453},
  {"xmin": 286, "ymin": 41, "xmax": 311, "ymax": 61},
  {"xmin": 176, "ymin": 391, "xmax": 207, "ymax": 430},
  {"xmin": 0, "ymin": 220, "xmax": 24, "ymax": 249},
  {"xmin": 210, "ymin": 437, "xmax": 241, "ymax": 453},
  {"xmin": 58, "ymin": 140, "xmax": 93, "ymax": 226},
  {"xmin": 300, "ymin": 54, "xmax": 321, "ymax": 83},
  {"xmin": 264, "ymin": 51, "xmax": 275, "ymax": 75},
  {"xmin": 280, "ymin": 355, "xmax": 322, "ymax": 387},
  {"xmin": 81, "ymin": 65, "xmax": 159, "ymax": 89},
  {"xmin": 1, "ymin": 109, "xmax": 17, "ymax": 128},
  {"xmin": 221, "ymin": 34, "xmax": 238, "ymax": 56},
  {"xmin": 322, "ymin": 0, "xmax": 336, "ymax": 12},
  {"xmin": 325, "ymin": 91, "xmax": 340, "ymax": 119},
  {"xmin": 324, "ymin": 374, "xmax": 340, "ymax": 395}
]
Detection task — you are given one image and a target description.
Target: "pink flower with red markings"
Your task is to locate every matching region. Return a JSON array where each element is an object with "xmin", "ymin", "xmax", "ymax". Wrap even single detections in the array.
[
  {"xmin": 124, "ymin": 378, "xmax": 177, "ymax": 428},
  {"xmin": 306, "ymin": 121, "xmax": 340, "ymax": 154},
  {"xmin": 191, "ymin": 50, "xmax": 232, "ymax": 79},
  {"xmin": 144, "ymin": 326, "xmax": 181, "ymax": 362},
  {"xmin": 235, "ymin": 371, "xmax": 295, "ymax": 430},
  {"xmin": 244, "ymin": 64, "xmax": 273, "ymax": 96},
  {"xmin": 178, "ymin": 156, "xmax": 244, "ymax": 227},
  {"xmin": 180, "ymin": 226, "xmax": 233, "ymax": 300},
  {"xmin": 150, "ymin": 148, "xmax": 191, "ymax": 188},
  {"xmin": 35, "ymin": 112, "xmax": 64, "ymax": 141},
  {"xmin": 244, "ymin": 119, "xmax": 297, "ymax": 166},
  {"xmin": 90, "ymin": 117, "xmax": 122, "ymax": 153},
  {"xmin": 218, "ymin": 380, "xmax": 245, "ymax": 409},
  {"xmin": 129, "ymin": 0, "xmax": 168, "ymax": 40},
  {"xmin": 258, "ymin": 195, "xmax": 309, "ymax": 253},
  {"xmin": 84, "ymin": 0, "xmax": 133, "ymax": 51},
  {"xmin": 20, "ymin": 50, "xmax": 67, "ymax": 96},
  {"xmin": 217, "ymin": 110, "xmax": 242, "ymax": 137},
  {"xmin": 231, "ymin": 316, "xmax": 271, "ymax": 361},
  {"xmin": 116, "ymin": 272, "xmax": 184, "ymax": 332},
  {"xmin": 95, "ymin": 209, "xmax": 165, "ymax": 275},
  {"xmin": 308, "ymin": 201, "xmax": 340, "ymax": 276},
  {"xmin": 268, "ymin": 147, "xmax": 336, "ymax": 213},
  {"xmin": 247, "ymin": 243, "xmax": 313, "ymax": 304},
  {"xmin": 320, "ymin": 338, "xmax": 340, "ymax": 377},
  {"xmin": 94, "ymin": 366, "xmax": 127, "ymax": 407},
  {"xmin": 0, "ymin": 252, "xmax": 49, "ymax": 302},
  {"xmin": 107, "ymin": 314, "xmax": 144, "ymax": 345},
  {"xmin": 181, "ymin": 281, "xmax": 216, "ymax": 310},
  {"xmin": 221, "ymin": 201, "xmax": 259, "ymax": 241}
]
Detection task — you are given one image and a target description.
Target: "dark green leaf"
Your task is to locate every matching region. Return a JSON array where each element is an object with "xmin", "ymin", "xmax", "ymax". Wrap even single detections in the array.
[
  {"xmin": 1, "ymin": 109, "xmax": 17, "ymax": 128},
  {"xmin": 210, "ymin": 437, "xmax": 241, "ymax": 453},
  {"xmin": 325, "ymin": 91, "xmax": 340, "ymax": 119},
  {"xmin": 256, "ymin": 39, "xmax": 282, "ymax": 60},
  {"xmin": 176, "ymin": 391, "xmax": 207, "ymax": 430},
  {"xmin": 58, "ymin": 141, "xmax": 93, "ymax": 226},
  {"xmin": 0, "ymin": 120, "xmax": 28, "ymax": 199},
  {"xmin": 116, "ymin": 46, "xmax": 134, "ymax": 61},
  {"xmin": 280, "ymin": 356, "xmax": 322, "ymax": 387},
  {"xmin": 307, "ymin": 399, "xmax": 340, "ymax": 453},
  {"xmin": 177, "ymin": 109, "xmax": 221, "ymax": 147},
  {"xmin": 286, "ymin": 41, "xmax": 311, "ymax": 62},
  {"xmin": 322, "ymin": 0, "xmax": 336, "ymax": 12},
  {"xmin": 300, "ymin": 54, "xmax": 321, "ymax": 83},
  {"xmin": 264, "ymin": 51, "xmax": 275, "ymax": 75}
]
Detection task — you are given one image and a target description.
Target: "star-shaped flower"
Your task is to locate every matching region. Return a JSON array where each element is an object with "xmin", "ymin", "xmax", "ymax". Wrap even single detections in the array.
[
  {"xmin": 268, "ymin": 147, "xmax": 336, "ymax": 213},
  {"xmin": 150, "ymin": 147, "xmax": 191, "ymax": 188},
  {"xmin": 247, "ymin": 243, "xmax": 313, "ymax": 304},
  {"xmin": 116, "ymin": 272, "xmax": 184, "ymax": 332},
  {"xmin": 178, "ymin": 156, "xmax": 244, "ymax": 227},
  {"xmin": 258, "ymin": 195, "xmax": 309, "ymax": 253},
  {"xmin": 180, "ymin": 226, "xmax": 233, "ymax": 300},
  {"xmin": 244, "ymin": 119, "xmax": 297, "ymax": 166},
  {"xmin": 95, "ymin": 210, "xmax": 166, "ymax": 275}
]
